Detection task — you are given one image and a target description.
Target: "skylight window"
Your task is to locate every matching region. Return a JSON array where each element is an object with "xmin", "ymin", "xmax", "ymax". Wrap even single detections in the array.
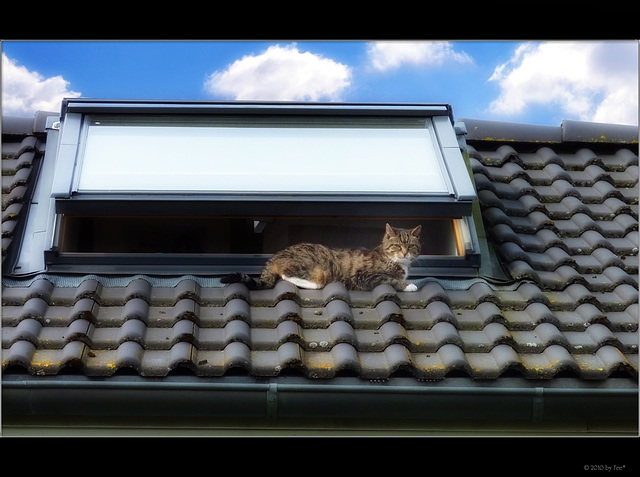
[
  {"xmin": 77, "ymin": 121, "xmax": 452, "ymax": 195},
  {"xmin": 9, "ymin": 100, "xmax": 481, "ymax": 277}
]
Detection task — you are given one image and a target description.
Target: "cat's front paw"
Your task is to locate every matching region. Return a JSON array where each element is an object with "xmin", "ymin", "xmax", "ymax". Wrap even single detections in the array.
[{"xmin": 403, "ymin": 283, "xmax": 418, "ymax": 292}]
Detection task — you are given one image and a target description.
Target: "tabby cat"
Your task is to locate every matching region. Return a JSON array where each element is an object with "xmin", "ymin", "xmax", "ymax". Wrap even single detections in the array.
[{"xmin": 221, "ymin": 223, "xmax": 422, "ymax": 291}]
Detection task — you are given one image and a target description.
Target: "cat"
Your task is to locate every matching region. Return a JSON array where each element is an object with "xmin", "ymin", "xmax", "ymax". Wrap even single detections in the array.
[{"xmin": 221, "ymin": 223, "xmax": 422, "ymax": 292}]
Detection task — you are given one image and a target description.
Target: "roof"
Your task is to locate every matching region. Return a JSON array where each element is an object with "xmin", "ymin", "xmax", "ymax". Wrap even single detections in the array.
[{"xmin": 2, "ymin": 109, "xmax": 638, "ymax": 432}]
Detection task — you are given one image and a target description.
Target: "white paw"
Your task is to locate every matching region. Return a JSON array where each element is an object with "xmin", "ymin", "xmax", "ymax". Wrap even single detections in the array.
[{"xmin": 403, "ymin": 283, "xmax": 418, "ymax": 292}]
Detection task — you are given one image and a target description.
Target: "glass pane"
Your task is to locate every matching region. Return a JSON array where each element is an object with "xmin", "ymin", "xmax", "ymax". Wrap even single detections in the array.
[{"xmin": 76, "ymin": 123, "xmax": 451, "ymax": 195}]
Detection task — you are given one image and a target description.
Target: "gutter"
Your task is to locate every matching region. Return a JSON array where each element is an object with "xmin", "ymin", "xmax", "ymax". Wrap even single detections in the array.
[{"xmin": 3, "ymin": 375, "xmax": 637, "ymax": 423}]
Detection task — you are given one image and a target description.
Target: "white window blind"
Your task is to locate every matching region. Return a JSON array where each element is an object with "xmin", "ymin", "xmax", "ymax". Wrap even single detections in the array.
[{"xmin": 76, "ymin": 122, "xmax": 451, "ymax": 195}]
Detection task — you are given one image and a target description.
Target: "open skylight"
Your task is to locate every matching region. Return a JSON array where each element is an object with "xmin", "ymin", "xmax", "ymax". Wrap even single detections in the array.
[{"xmin": 10, "ymin": 100, "xmax": 481, "ymax": 276}]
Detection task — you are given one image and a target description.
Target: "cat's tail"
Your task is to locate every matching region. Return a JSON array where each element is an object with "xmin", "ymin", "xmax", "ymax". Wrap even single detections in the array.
[
  {"xmin": 220, "ymin": 273, "xmax": 261, "ymax": 290},
  {"xmin": 221, "ymin": 269, "xmax": 280, "ymax": 289}
]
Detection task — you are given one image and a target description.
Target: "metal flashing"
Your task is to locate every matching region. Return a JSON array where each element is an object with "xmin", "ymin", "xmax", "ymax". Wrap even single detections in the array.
[{"xmin": 61, "ymin": 98, "xmax": 454, "ymax": 120}]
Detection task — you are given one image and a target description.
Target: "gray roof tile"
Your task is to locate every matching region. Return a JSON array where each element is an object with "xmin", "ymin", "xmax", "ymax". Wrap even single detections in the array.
[{"xmin": 2, "ymin": 276, "xmax": 637, "ymax": 379}]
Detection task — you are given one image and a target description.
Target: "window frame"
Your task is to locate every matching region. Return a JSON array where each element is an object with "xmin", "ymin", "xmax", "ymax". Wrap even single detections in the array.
[{"xmin": 9, "ymin": 99, "xmax": 482, "ymax": 277}]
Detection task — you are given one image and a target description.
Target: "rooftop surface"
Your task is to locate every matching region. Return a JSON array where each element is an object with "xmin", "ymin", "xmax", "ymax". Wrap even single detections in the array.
[{"xmin": 2, "ymin": 109, "xmax": 638, "ymax": 434}]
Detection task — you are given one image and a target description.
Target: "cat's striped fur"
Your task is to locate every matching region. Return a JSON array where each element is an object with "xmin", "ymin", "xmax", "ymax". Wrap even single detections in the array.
[{"xmin": 221, "ymin": 223, "xmax": 421, "ymax": 291}]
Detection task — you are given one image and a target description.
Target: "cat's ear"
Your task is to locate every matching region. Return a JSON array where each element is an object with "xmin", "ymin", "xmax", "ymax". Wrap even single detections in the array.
[
  {"xmin": 410, "ymin": 225, "xmax": 422, "ymax": 237},
  {"xmin": 385, "ymin": 223, "xmax": 396, "ymax": 237}
]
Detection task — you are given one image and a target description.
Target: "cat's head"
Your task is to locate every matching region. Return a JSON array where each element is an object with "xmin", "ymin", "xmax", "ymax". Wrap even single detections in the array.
[{"xmin": 382, "ymin": 223, "xmax": 422, "ymax": 265}]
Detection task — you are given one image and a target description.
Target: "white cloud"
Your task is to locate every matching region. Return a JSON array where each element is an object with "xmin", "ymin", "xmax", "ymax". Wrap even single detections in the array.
[
  {"xmin": 488, "ymin": 41, "xmax": 638, "ymax": 125},
  {"xmin": 366, "ymin": 41, "xmax": 473, "ymax": 72},
  {"xmin": 204, "ymin": 44, "xmax": 352, "ymax": 101},
  {"xmin": 2, "ymin": 53, "xmax": 81, "ymax": 117}
]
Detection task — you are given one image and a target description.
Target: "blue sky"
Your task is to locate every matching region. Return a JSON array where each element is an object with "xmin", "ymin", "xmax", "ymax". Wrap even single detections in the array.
[{"xmin": 2, "ymin": 40, "xmax": 638, "ymax": 126}]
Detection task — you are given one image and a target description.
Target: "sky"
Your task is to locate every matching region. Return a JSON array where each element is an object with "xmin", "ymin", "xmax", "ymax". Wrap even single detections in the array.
[{"xmin": 1, "ymin": 40, "xmax": 638, "ymax": 126}]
